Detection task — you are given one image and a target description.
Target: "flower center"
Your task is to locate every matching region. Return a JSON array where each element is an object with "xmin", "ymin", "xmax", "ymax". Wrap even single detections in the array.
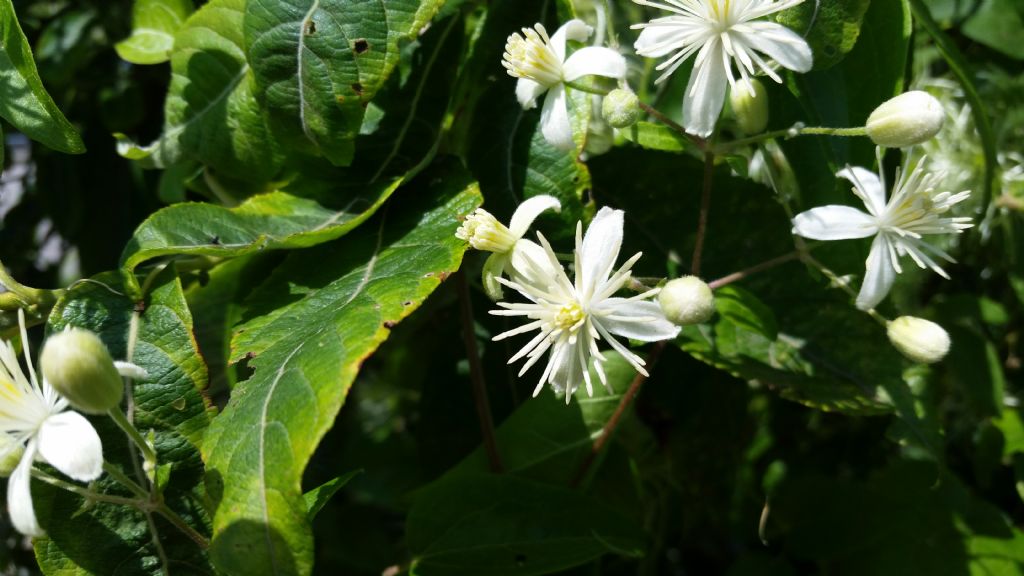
[
  {"xmin": 554, "ymin": 301, "xmax": 585, "ymax": 332},
  {"xmin": 455, "ymin": 209, "xmax": 518, "ymax": 253},
  {"xmin": 502, "ymin": 24, "xmax": 564, "ymax": 87}
]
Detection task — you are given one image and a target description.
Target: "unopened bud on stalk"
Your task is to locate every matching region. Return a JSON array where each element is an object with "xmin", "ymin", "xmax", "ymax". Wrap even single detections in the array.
[
  {"xmin": 886, "ymin": 316, "xmax": 950, "ymax": 364},
  {"xmin": 866, "ymin": 91, "xmax": 944, "ymax": 148},
  {"xmin": 730, "ymin": 79, "xmax": 769, "ymax": 134},
  {"xmin": 41, "ymin": 328, "xmax": 123, "ymax": 414},
  {"xmin": 601, "ymin": 88, "xmax": 641, "ymax": 129},
  {"xmin": 658, "ymin": 276, "xmax": 715, "ymax": 325}
]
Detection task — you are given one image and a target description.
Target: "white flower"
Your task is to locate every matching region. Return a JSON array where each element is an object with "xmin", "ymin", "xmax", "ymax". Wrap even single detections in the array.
[
  {"xmin": 503, "ymin": 20, "xmax": 627, "ymax": 150},
  {"xmin": 491, "ymin": 207, "xmax": 681, "ymax": 402},
  {"xmin": 456, "ymin": 195, "xmax": 562, "ymax": 300},
  {"xmin": 0, "ymin": 311, "xmax": 103, "ymax": 537},
  {"xmin": 632, "ymin": 0, "xmax": 812, "ymax": 137},
  {"xmin": 792, "ymin": 156, "xmax": 973, "ymax": 310}
]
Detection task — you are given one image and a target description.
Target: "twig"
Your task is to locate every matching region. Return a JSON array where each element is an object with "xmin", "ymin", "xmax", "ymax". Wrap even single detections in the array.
[
  {"xmin": 571, "ymin": 341, "xmax": 666, "ymax": 487},
  {"xmin": 707, "ymin": 251, "xmax": 801, "ymax": 290},
  {"xmin": 691, "ymin": 150, "xmax": 715, "ymax": 276},
  {"xmin": 456, "ymin": 269, "xmax": 503, "ymax": 473}
]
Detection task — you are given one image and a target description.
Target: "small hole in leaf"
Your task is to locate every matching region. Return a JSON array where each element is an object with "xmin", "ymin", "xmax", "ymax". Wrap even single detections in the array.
[
  {"xmin": 305, "ymin": 20, "xmax": 316, "ymax": 35},
  {"xmin": 354, "ymin": 39, "xmax": 369, "ymax": 53},
  {"xmin": 352, "ymin": 82, "xmax": 364, "ymax": 95}
]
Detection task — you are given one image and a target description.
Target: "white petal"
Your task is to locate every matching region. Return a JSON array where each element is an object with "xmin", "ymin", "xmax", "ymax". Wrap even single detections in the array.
[
  {"xmin": 509, "ymin": 195, "xmax": 562, "ymax": 237},
  {"xmin": 516, "ymin": 78, "xmax": 547, "ymax": 110},
  {"xmin": 37, "ymin": 411, "xmax": 103, "ymax": 482},
  {"xmin": 792, "ymin": 206, "xmax": 878, "ymax": 240},
  {"xmin": 683, "ymin": 40, "xmax": 728, "ymax": 137},
  {"xmin": 540, "ymin": 85, "xmax": 574, "ymax": 151},
  {"xmin": 740, "ymin": 22, "xmax": 813, "ymax": 73},
  {"xmin": 580, "ymin": 207, "xmax": 624, "ymax": 299},
  {"xmin": 550, "ymin": 19, "xmax": 592, "ymax": 63},
  {"xmin": 857, "ymin": 235, "xmax": 897, "ymax": 310},
  {"xmin": 8, "ymin": 444, "xmax": 42, "ymax": 537},
  {"xmin": 634, "ymin": 21, "xmax": 687, "ymax": 58},
  {"xmin": 596, "ymin": 300, "xmax": 681, "ymax": 341},
  {"xmin": 563, "ymin": 47, "xmax": 627, "ymax": 82},
  {"xmin": 509, "ymin": 239, "xmax": 565, "ymax": 293},
  {"xmin": 837, "ymin": 166, "xmax": 887, "ymax": 216}
]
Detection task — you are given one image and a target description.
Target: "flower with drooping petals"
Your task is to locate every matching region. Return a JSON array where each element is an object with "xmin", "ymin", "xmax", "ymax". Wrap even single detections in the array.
[
  {"xmin": 491, "ymin": 207, "xmax": 680, "ymax": 402},
  {"xmin": 792, "ymin": 155, "xmax": 973, "ymax": 310},
  {"xmin": 632, "ymin": 0, "xmax": 812, "ymax": 137},
  {"xmin": 0, "ymin": 311, "xmax": 104, "ymax": 537},
  {"xmin": 503, "ymin": 19, "xmax": 627, "ymax": 150},
  {"xmin": 456, "ymin": 195, "xmax": 562, "ymax": 300}
]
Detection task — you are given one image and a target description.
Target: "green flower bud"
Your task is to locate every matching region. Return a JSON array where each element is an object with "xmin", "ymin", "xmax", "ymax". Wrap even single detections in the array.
[
  {"xmin": 730, "ymin": 79, "xmax": 769, "ymax": 135},
  {"xmin": 887, "ymin": 316, "xmax": 950, "ymax": 364},
  {"xmin": 658, "ymin": 276, "xmax": 715, "ymax": 326},
  {"xmin": 0, "ymin": 434, "xmax": 24, "ymax": 477},
  {"xmin": 41, "ymin": 328, "xmax": 123, "ymax": 414},
  {"xmin": 866, "ymin": 91, "xmax": 944, "ymax": 148},
  {"xmin": 601, "ymin": 88, "xmax": 641, "ymax": 129}
]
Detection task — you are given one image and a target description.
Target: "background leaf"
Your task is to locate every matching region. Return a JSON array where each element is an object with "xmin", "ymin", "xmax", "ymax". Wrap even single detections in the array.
[{"xmin": 115, "ymin": 0, "xmax": 194, "ymax": 65}]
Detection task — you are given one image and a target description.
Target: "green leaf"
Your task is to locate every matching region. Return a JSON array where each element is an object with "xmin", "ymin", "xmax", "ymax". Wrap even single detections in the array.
[
  {"xmin": 243, "ymin": 0, "xmax": 445, "ymax": 166},
  {"xmin": 407, "ymin": 473, "xmax": 646, "ymax": 576},
  {"xmin": 962, "ymin": 0, "xmax": 1024, "ymax": 60},
  {"xmin": 118, "ymin": 0, "xmax": 282, "ymax": 185},
  {"xmin": 714, "ymin": 285, "xmax": 779, "ymax": 340},
  {"xmin": 34, "ymin": 268, "xmax": 214, "ymax": 575},
  {"xmin": 771, "ymin": 460, "xmax": 1024, "ymax": 574},
  {"xmin": 303, "ymin": 471, "xmax": 361, "ymax": 520},
  {"xmin": 910, "ymin": 0, "xmax": 999, "ymax": 211},
  {"xmin": 201, "ymin": 163, "xmax": 481, "ymax": 576},
  {"xmin": 775, "ymin": 0, "xmax": 871, "ymax": 70},
  {"xmin": 119, "ymin": 179, "xmax": 402, "ymax": 300},
  {"xmin": 115, "ymin": 0, "xmax": 194, "ymax": 65},
  {"xmin": 620, "ymin": 121, "xmax": 696, "ymax": 154},
  {"xmin": 0, "ymin": 0, "xmax": 84, "ymax": 153}
]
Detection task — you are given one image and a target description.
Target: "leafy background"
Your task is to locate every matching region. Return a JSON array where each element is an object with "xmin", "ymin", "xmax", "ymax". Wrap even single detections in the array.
[{"xmin": 0, "ymin": 0, "xmax": 1020, "ymax": 574}]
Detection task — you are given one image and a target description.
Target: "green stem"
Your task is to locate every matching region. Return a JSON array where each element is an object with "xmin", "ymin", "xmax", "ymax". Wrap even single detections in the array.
[
  {"xmin": 107, "ymin": 407, "xmax": 157, "ymax": 469},
  {"xmin": 714, "ymin": 124, "xmax": 868, "ymax": 153},
  {"xmin": 102, "ymin": 462, "xmax": 149, "ymax": 498},
  {"xmin": 31, "ymin": 469, "xmax": 144, "ymax": 507},
  {"xmin": 637, "ymin": 101, "xmax": 707, "ymax": 151},
  {"xmin": 153, "ymin": 502, "xmax": 211, "ymax": 550}
]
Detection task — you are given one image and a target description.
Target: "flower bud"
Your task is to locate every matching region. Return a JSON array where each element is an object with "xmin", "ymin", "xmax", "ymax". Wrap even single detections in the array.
[
  {"xmin": 41, "ymin": 328, "xmax": 123, "ymax": 414},
  {"xmin": 456, "ymin": 209, "xmax": 518, "ymax": 253},
  {"xmin": 658, "ymin": 276, "xmax": 715, "ymax": 325},
  {"xmin": 0, "ymin": 434, "xmax": 24, "ymax": 477},
  {"xmin": 886, "ymin": 316, "xmax": 950, "ymax": 364},
  {"xmin": 730, "ymin": 79, "xmax": 769, "ymax": 134},
  {"xmin": 866, "ymin": 91, "xmax": 944, "ymax": 148},
  {"xmin": 601, "ymin": 88, "xmax": 641, "ymax": 129}
]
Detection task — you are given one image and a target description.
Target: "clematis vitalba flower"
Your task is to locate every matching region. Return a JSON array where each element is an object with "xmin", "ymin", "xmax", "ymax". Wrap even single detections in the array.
[
  {"xmin": 632, "ymin": 0, "xmax": 812, "ymax": 137},
  {"xmin": 502, "ymin": 19, "xmax": 627, "ymax": 150},
  {"xmin": 490, "ymin": 207, "xmax": 680, "ymax": 402},
  {"xmin": 0, "ymin": 312, "xmax": 103, "ymax": 537},
  {"xmin": 456, "ymin": 195, "xmax": 562, "ymax": 300},
  {"xmin": 792, "ymin": 156, "xmax": 973, "ymax": 310}
]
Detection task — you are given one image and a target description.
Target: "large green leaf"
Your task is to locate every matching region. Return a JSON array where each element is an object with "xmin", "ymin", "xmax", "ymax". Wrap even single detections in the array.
[
  {"xmin": 407, "ymin": 473, "xmax": 646, "ymax": 576},
  {"xmin": 115, "ymin": 0, "xmax": 194, "ymax": 65},
  {"xmin": 34, "ymin": 268, "xmax": 214, "ymax": 575},
  {"xmin": 201, "ymin": 163, "xmax": 481, "ymax": 576},
  {"xmin": 243, "ymin": 0, "xmax": 444, "ymax": 166},
  {"xmin": 0, "ymin": 0, "xmax": 84, "ymax": 153},
  {"xmin": 117, "ymin": 0, "xmax": 282, "ymax": 185},
  {"xmin": 775, "ymin": 0, "xmax": 871, "ymax": 70},
  {"xmin": 118, "ymin": 179, "xmax": 402, "ymax": 300}
]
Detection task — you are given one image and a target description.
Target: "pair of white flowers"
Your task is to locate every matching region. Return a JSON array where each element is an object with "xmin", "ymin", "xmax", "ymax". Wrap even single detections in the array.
[
  {"xmin": 792, "ymin": 156, "xmax": 973, "ymax": 310},
  {"xmin": 457, "ymin": 197, "xmax": 680, "ymax": 401},
  {"xmin": 503, "ymin": 0, "xmax": 812, "ymax": 146}
]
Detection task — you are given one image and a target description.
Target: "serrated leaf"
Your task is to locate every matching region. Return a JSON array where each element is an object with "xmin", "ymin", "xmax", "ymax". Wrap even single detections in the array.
[
  {"xmin": 775, "ymin": 0, "xmax": 871, "ymax": 70},
  {"xmin": 0, "ymin": 0, "xmax": 84, "ymax": 153},
  {"xmin": 243, "ymin": 0, "xmax": 444, "ymax": 166},
  {"xmin": 407, "ymin": 473, "xmax": 646, "ymax": 576},
  {"xmin": 201, "ymin": 163, "xmax": 480, "ymax": 576},
  {"xmin": 119, "ymin": 180, "xmax": 401, "ymax": 300},
  {"xmin": 714, "ymin": 285, "xmax": 779, "ymax": 340},
  {"xmin": 118, "ymin": 0, "xmax": 282, "ymax": 185},
  {"xmin": 34, "ymin": 268, "xmax": 214, "ymax": 575},
  {"xmin": 115, "ymin": 0, "xmax": 194, "ymax": 65}
]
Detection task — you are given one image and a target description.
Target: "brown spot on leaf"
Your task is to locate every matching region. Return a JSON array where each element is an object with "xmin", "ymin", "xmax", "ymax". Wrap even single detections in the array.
[
  {"xmin": 383, "ymin": 320, "xmax": 397, "ymax": 329},
  {"xmin": 351, "ymin": 82, "xmax": 364, "ymax": 95},
  {"xmin": 305, "ymin": 20, "xmax": 316, "ymax": 35},
  {"xmin": 354, "ymin": 39, "xmax": 369, "ymax": 53}
]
